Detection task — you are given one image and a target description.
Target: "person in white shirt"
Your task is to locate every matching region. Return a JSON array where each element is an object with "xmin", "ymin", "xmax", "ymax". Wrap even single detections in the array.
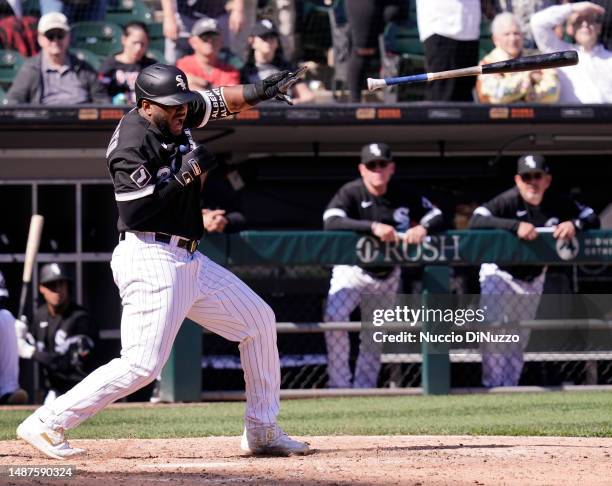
[
  {"xmin": 416, "ymin": 0, "xmax": 481, "ymax": 101},
  {"xmin": 531, "ymin": 1, "xmax": 612, "ymax": 103}
]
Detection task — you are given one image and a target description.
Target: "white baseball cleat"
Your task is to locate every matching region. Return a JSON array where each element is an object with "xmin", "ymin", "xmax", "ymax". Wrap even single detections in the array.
[
  {"xmin": 241, "ymin": 424, "xmax": 312, "ymax": 456},
  {"xmin": 16, "ymin": 414, "xmax": 85, "ymax": 460}
]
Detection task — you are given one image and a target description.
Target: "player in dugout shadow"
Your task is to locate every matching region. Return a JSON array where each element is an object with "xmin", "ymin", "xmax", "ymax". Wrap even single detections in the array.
[
  {"xmin": 469, "ymin": 155, "xmax": 600, "ymax": 387},
  {"xmin": 15, "ymin": 263, "xmax": 98, "ymax": 404}
]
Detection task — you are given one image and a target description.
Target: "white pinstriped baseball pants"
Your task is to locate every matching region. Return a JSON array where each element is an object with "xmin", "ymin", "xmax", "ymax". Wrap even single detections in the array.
[
  {"xmin": 37, "ymin": 231, "xmax": 280, "ymax": 431},
  {"xmin": 324, "ymin": 265, "xmax": 401, "ymax": 388},
  {"xmin": 479, "ymin": 263, "xmax": 545, "ymax": 388}
]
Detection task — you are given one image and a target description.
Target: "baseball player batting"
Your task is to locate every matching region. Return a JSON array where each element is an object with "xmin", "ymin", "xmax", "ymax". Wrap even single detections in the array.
[{"xmin": 16, "ymin": 64, "xmax": 311, "ymax": 458}]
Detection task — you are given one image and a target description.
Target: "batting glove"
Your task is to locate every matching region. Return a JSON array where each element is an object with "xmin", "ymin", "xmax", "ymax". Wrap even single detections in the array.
[
  {"xmin": 174, "ymin": 145, "xmax": 217, "ymax": 187},
  {"xmin": 244, "ymin": 66, "xmax": 307, "ymax": 106}
]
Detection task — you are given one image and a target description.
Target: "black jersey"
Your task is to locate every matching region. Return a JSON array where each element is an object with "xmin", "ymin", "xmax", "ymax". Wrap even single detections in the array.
[
  {"xmin": 31, "ymin": 302, "xmax": 98, "ymax": 393},
  {"xmin": 470, "ymin": 186, "xmax": 600, "ymax": 280},
  {"xmin": 323, "ymin": 178, "xmax": 444, "ymax": 233},
  {"xmin": 106, "ymin": 89, "xmax": 226, "ymax": 240}
]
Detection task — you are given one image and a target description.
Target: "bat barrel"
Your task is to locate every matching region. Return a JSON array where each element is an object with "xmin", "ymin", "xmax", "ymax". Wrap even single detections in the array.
[{"xmin": 481, "ymin": 50, "xmax": 579, "ymax": 75}]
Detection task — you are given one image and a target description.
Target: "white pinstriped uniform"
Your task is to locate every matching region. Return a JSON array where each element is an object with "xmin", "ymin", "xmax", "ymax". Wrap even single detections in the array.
[
  {"xmin": 37, "ymin": 232, "xmax": 279, "ymax": 430},
  {"xmin": 479, "ymin": 263, "xmax": 545, "ymax": 387},
  {"xmin": 324, "ymin": 266, "xmax": 401, "ymax": 388}
]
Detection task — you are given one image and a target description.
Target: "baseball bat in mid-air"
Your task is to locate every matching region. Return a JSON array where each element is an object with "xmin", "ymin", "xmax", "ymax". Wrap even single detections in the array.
[
  {"xmin": 367, "ymin": 50, "xmax": 578, "ymax": 91},
  {"xmin": 17, "ymin": 214, "xmax": 44, "ymax": 319}
]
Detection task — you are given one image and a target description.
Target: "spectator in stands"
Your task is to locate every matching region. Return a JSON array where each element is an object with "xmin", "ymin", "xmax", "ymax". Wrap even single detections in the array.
[
  {"xmin": 40, "ymin": 0, "xmax": 107, "ymax": 23},
  {"xmin": 416, "ymin": 0, "xmax": 481, "ymax": 101},
  {"xmin": 469, "ymin": 155, "xmax": 600, "ymax": 387},
  {"xmin": 176, "ymin": 17, "xmax": 240, "ymax": 91},
  {"xmin": 531, "ymin": 1, "xmax": 612, "ymax": 103},
  {"xmin": 0, "ymin": 0, "xmax": 39, "ymax": 57},
  {"xmin": 345, "ymin": 0, "xmax": 406, "ymax": 102},
  {"xmin": 476, "ymin": 12, "xmax": 560, "ymax": 103},
  {"xmin": 0, "ymin": 270, "xmax": 28, "ymax": 405},
  {"xmin": 100, "ymin": 21, "xmax": 157, "ymax": 105},
  {"xmin": 162, "ymin": 0, "xmax": 250, "ymax": 64},
  {"xmin": 241, "ymin": 19, "xmax": 314, "ymax": 104},
  {"xmin": 322, "ymin": 143, "xmax": 444, "ymax": 388},
  {"xmin": 14, "ymin": 263, "xmax": 98, "ymax": 405},
  {"xmin": 491, "ymin": 1, "xmax": 557, "ymax": 48},
  {"xmin": 6, "ymin": 12, "xmax": 109, "ymax": 105},
  {"xmin": 271, "ymin": 0, "xmax": 297, "ymax": 62}
]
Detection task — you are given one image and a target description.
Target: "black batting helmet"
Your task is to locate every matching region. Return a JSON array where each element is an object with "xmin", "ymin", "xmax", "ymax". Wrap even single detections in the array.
[{"xmin": 135, "ymin": 64, "xmax": 199, "ymax": 106}]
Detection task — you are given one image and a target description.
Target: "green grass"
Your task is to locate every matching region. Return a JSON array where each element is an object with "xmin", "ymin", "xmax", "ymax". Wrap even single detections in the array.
[{"xmin": 2, "ymin": 391, "xmax": 612, "ymax": 441}]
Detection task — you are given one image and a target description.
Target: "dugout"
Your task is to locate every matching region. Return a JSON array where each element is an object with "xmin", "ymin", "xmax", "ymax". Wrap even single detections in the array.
[{"xmin": 1, "ymin": 103, "xmax": 612, "ymax": 400}]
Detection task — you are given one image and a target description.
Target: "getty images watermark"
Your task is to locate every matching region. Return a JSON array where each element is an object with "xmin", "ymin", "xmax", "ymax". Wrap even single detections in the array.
[
  {"xmin": 360, "ymin": 294, "xmax": 612, "ymax": 355},
  {"xmin": 369, "ymin": 304, "xmax": 521, "ymax": 344}
]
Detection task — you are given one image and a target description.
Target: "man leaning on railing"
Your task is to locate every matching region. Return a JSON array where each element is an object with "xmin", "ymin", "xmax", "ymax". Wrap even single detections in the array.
[{"xmin": 469, "ymin": 154, "xmax": 600, "ymax": 387}]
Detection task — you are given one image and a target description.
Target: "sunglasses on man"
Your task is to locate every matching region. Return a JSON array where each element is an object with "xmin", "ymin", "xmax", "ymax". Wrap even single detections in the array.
[
  {"xmin": 364, "ymin": 160, "xmax": 391, "ymax": 171},
  {"xmin": 520, "ymin": 172, "xmax": 544, "ymax": 183},
  {"xmin": 45, "ymin": 30, "xmax": 67, "ymax": 41}
]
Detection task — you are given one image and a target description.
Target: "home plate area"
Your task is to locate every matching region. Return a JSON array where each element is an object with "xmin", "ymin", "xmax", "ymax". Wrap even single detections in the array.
[{"xmin": 2, "ymin": 435, "xmax": 611, "ymax": 485}]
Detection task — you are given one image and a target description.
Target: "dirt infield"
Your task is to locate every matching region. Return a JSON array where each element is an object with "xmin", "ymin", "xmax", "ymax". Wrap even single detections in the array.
[{"xmin": 1, "ymin": 435, "xmax": 611, "ymax": 485}]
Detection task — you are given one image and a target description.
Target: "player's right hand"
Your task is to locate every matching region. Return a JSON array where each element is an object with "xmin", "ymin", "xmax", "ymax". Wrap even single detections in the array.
[
  {"xmin": 372, "ymin": 222, "xmax": 399, "ymax": 243},
  {"xmin": 174, "ymin": 145, "xmax": 217, "ymax": 187},
  {"xmin": 517, "ymin": 222, "xmax": 538, "ymax": 241}
]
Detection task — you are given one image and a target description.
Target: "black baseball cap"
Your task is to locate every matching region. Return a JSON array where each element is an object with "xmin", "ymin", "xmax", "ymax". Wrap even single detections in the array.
[
  {"xmin": 39, "ymin": 263, "xmax": 72, "ymax": 286},
  {"xmin": 361, "ymin": 143, "xmax": 393, "ymax": 165},
  {"xmin": 517, "ymin": 154, "xmax": 549, "ymax": 175},
  {"xmin": 251, "ymin": 19, "xmax": 279, "ymax": 38}
]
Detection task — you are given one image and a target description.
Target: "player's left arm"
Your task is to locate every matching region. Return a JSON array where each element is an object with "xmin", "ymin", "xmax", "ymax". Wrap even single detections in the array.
[{"xmin": 184, "ymin": 68, "xmax": 307, "ymax": 128}]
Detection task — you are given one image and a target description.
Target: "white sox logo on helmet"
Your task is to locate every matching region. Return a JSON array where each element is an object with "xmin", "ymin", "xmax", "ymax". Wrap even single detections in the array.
[{"xmin": 176, "ymin": 75, "xmax": 187, "ymax": 90}]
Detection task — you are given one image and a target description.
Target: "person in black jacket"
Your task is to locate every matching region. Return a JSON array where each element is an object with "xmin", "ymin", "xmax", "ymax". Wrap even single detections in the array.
[
  {"xmin": 322, "ymin": 143, "xmax": 444, "ymax": 388},
  {"xmin": 6, "ymin": 12, "xmax": 109, "ymax": 105},
  {"xmin": 15, "ymin": 263, "xmax": 97, "ymax": 405},
  {"xmin": 469, "ymin": 154, "xmax": 600, "ymax": 387}
]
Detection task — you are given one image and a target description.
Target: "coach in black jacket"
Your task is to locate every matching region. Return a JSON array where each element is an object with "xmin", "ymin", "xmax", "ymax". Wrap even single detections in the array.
[
  {"xmin": 469, "ymin": 154, "xmax": 599, "ymax": 387},
  {"xmin": 6, "ymin": 12, "xmax": 108, "ymax": 105}
]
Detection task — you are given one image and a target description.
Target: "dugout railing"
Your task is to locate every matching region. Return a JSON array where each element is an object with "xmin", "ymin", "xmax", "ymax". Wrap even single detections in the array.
[{"xmin": 154, "ymin": 229, "xmax": 612, "ymax": 402}]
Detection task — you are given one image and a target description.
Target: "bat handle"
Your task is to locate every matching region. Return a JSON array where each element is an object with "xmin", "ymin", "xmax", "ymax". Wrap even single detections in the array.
[
  {"xmin": 368, "ymin": 73, "xmax": 429, "ymax": 91},
  {"xmin": 367, "ymin": 78, "xmax": 387, "ymax": 91}
]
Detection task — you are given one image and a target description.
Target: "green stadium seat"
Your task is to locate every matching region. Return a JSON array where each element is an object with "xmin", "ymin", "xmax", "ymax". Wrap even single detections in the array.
[
  {"xmin": 0, "ymin": 49, "xmax": 24, "ymax": 90},
  {"xmin": 70, "ymin": 48, "xmax": 103, "ymax": 71},
  {"xmin": 479, "ymin": 38, "xmax": 495, "ymax": 60},
  {"xmin": 219, "ymin": 47, "xmax": 244, "ymax": 70},
  {"xmin": 146, "ymin": 48, "xmax": 166, "ymax": 64},
  {"xmin": 106, "ymin": 0, "xmax": 155, "ymax": 26},
  {"xmin": 301, "ymin": 1, "xmax": 332, "ymax": 62},
  {"xmin": 379, "ymin": 23, "xmax": 425, "ymax": 102},
  {"xmin": 21, "ymin": 0, "xmax": 40, "ymax": 16},
  {"xmin": 71, "ymin": 21, "xmax": 123, "ymax": 57},
  {"xmin": 147, "ymin": 23, "xmax": 165, "ymax": 53},
  {"xmin": 383, "ymin": 22, "xmax": 424, "ymax": 57}
]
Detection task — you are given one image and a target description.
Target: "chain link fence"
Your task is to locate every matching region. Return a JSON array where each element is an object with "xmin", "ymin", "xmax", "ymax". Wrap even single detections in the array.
[{"xmin": 198, "ymin": 258, "xmax": 612, "ymax": 392}]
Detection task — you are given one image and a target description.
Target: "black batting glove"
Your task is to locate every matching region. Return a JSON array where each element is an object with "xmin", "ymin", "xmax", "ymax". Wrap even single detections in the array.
[
  {"xmin": 243, "ymin": 66, "xmax": 308, "ymax": 106},
  {"xmin": 174, "ymin": 145, "xmax": 217, "ymax": 187}
]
